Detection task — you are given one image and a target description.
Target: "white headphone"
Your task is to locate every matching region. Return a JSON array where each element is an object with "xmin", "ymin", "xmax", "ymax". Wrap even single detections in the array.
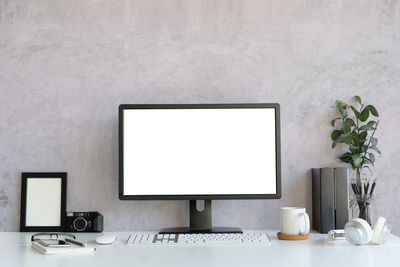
[
  {"xmin": 345, "ymin": 218, "xmax": 373, "ymax": 245},
  {"xmin": 328, "ymin": 217, "xmax": 389, "ymax": 245}
]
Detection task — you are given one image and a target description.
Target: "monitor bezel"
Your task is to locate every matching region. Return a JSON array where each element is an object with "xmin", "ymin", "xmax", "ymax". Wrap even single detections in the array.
[{"xmin": 119, "ymin": 103, "xmax": 281, "ymax": 200}]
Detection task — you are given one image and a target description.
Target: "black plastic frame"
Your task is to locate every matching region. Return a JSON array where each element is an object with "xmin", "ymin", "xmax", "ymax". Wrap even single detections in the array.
[
  {"xmin": 20, "ymin": 172, "xmax": 67, "ymax": 232},
  {"xmin": 119, "ymin": 103, "xmax": 281, "ymax": 200}
]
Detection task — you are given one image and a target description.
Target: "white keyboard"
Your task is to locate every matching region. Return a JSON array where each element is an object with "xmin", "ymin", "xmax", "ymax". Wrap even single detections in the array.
[{"xmin": 127, "ymin": 232, "xmax": 270, "ymax": 246}]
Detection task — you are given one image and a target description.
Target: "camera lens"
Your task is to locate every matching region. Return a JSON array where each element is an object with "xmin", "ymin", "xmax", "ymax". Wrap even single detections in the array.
[{"xmin": 73, "ymin": 217, "xmax": 88, "ymax": 231}]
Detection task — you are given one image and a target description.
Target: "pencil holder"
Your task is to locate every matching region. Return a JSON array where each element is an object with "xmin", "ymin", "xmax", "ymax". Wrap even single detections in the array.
[{"xmin": 351, "ymin": 195, "xmax": 372, "ymax": 225}]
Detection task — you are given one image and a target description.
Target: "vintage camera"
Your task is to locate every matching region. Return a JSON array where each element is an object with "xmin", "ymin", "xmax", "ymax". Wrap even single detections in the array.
[{"xmin": 65, "ymin": 212, "xmax": 103, "ymax": 232}]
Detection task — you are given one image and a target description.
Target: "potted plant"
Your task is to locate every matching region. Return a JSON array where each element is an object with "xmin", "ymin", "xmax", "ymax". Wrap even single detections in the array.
[{"xmin": 331, "ymin": 95, "xmax": 380, "ymax": 224}]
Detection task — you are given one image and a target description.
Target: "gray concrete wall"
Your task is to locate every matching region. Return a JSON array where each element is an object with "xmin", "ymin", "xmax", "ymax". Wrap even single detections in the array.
[{"xmin": 1, "ymin": 0, "xmax": 399, "ymax": 233}]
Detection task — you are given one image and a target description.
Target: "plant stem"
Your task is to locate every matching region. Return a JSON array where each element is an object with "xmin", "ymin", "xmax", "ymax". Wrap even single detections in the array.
[
  {"xmin": 355, "ymin": 167, "xmax": 362, "ymax": 188},
  {"xmin": 356, "ymin": 104, "xmax": 363, "ymax": 136},
  {"xmin": 356, "ymin": 105, "xmax": 361, "ymax": 159},
  {"xmin": 355, "ymin": 104, "xmax": 362, "ymax": 187}
]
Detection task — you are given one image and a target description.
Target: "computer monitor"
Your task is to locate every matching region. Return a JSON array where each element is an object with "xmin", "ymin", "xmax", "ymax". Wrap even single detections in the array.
[{"xmin": 119, "ymin": 103, "xmax": 281, "ymax": 233}]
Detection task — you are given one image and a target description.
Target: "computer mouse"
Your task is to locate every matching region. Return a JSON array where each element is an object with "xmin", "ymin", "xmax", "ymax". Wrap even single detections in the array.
[{"xmin": 96, "ymin": 235, "xmax": 117, "ymax": 245}]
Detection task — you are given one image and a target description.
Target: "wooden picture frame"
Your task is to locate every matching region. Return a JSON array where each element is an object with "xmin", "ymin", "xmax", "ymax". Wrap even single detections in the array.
[{"xmin": 20, "ymin": 172, "xmax": 67, "ymax": 232}]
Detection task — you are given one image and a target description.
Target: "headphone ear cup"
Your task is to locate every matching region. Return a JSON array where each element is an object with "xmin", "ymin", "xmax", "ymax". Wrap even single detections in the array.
[
  {"xmin": 371, "ymin": 217, "xmax": 387, "ymax": 245},
  {"xmin": 345, "ymin": 218, "xmax": 372, "ymax": 245}
]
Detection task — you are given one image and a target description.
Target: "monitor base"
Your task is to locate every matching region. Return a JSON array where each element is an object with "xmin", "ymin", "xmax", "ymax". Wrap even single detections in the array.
[
  {"xmin": 159, "ymin": 200, "xmax": 243, "ymax": 234},
  {"xmin": 159, "ymin": 227, "xmax": 243, "ymax": 234}
]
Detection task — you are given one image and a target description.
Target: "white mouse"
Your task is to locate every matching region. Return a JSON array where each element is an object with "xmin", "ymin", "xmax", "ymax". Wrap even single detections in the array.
[{"xmin": 96, "ymin": 235, "xmax": 117, "ymax": 245}]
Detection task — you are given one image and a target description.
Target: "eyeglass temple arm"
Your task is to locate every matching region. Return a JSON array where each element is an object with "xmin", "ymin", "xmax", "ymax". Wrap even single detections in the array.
[{"xmin": 31, "ymin": 232, "xmax": 76, "ymax": 241}]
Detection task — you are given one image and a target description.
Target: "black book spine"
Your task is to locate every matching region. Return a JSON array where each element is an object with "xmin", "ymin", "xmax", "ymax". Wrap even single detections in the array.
[
  {"xmin": 320, "ymin": 168, "xmax": 335, "ymax": 233},
  {"xmin": 334, "ymin": 167, "xmax": 349, "ymax": 229},
  {"xmin": 312, "ymin": 168, "xmax": 321, "ymax": 232}
]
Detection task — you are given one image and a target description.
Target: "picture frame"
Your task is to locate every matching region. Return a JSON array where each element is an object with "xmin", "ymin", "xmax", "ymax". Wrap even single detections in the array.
[{"xmin": 20, "ymin": 172, "xmax": 67, "ymax": 232}]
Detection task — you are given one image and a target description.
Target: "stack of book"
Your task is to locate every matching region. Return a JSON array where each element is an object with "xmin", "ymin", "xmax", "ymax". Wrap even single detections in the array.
[{"xmin": 312, "ymin": 167, "xmax": 349, "ymax": 233}]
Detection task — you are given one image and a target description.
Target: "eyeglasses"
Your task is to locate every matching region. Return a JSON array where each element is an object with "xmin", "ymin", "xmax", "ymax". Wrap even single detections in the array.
[{"xmin": 31, "ymin": 232, "xmax": 76, "ymax": 242}]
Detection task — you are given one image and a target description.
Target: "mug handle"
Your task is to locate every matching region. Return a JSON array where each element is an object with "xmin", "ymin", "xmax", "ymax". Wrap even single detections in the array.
[{"xmin": 299, "ymin": 213, "xmax": 310, "ymax": 235}]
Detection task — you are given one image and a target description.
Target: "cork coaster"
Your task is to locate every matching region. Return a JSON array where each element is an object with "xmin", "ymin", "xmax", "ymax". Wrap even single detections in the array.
[{"xmin": 277, "ymin": 232, "xmax": 310, "ymax": 240}]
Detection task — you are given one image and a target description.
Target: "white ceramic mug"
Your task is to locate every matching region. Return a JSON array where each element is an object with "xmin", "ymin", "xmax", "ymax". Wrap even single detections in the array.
[{"xmin": 280, "ymin": 207, "xmax": 310, "ymax": 235}]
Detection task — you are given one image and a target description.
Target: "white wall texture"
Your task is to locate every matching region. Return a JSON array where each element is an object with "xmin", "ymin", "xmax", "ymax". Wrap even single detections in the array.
[{"xmin": 0, "ymin": 0, "xmax": 400, "ymax": 233}]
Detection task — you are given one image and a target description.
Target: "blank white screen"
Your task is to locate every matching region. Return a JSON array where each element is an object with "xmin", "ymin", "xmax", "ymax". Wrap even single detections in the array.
[{"xmin": 123, "ymin": 108, "xmax": 276, "ymax": 195}]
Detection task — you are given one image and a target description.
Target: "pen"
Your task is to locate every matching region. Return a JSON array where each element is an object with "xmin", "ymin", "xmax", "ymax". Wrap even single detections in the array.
[
  {"xmin": 361, "ymin": 181, "xmax": 364, "ymax": 196},
  {"xmin": 365, "ymin": 179, "xmax": 370, "ymax": 195},
  {"xmin": 369, "ymin": 179, "xmax": 377, "ymax": 196},
  {"xmin": 65, "ymin": 238, "xmax": 87, "ymax": 247},
  {"xmin": 351, "ymin": 180, "xmax": 359, "ymax": 195}
]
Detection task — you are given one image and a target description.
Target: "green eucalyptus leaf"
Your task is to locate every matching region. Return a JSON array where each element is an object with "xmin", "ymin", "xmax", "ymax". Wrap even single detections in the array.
[
  {"xmin": 335, "ymin": 100, "xmax": 346, "ymax": 109},
  {"xmin": 370, "ymin": 136, "xmax": 378, "ymax": 146},
  {"xmin": 347, "ymin": 118, "xmax": 355, "ymax": 126},
  {"xmin": 331, "ymin": 130, "xmax": 342, "ymax": 140},
  {"xmin": 352, "ymin": 154, "xmax": 362, "ymax": 167},
  {"xmin": 332, "ymin": 138, "xmax": 341, "ymax": 148},
  {"xmin": 371, "ymin": 146, "xmax": 382, "ymax": 154},
  {"xmin": 339, "ymin": 108, "xmax": 348, "ymax": 119},
  {"xmin": 341, "ymin": 133, "xmax": 354, "ymax": 145},
  {"xmin": 331, "ymin": 117, "xmax": 341, "ymax": 127},
  {"xmin": 358, "ymin": 140, "xmax": 366, "ymax": 146},
  {"xmin": 350, "ymin": 106, "xmax": 360, "ymax": 118},
  {"xmin": 340, "ymin": 152, "xmax": 352, "ymax": 158},
  {"xmin": 349, "ymin": 144, "xmax": 359, "ymax": 153},
  {"xmin": 358, "ymin": 131, "xmax": 368, "ymax": 140},
  {"xmin": 363, "ymin": 157, "xmax": 374, "ymax": 167},
  {"xmin": 361, "ymin": 145, "xmax": 369, "ymax": 153},
  {"xmin": 342, "ymin": 118, "xmax": 355, "ymax": 133},
  {"xmin": 340, "ymin": 158, "xmax": 353, "ymax": 164},
  {"xmin": 355, "ymin": 96, "xmax": 362, "ymax": 105},
  {"xmin": 359, "ymin": 108, "xmax": 369, "ymax": 122},
  {"xmin": 367, "ymin": 121, "xmax": 376, "ymax": 127},
  {"xmin": 359, "ymin": 124, "xmax": 374, "ymax": 131},
  {"xmin": 366, "ymin": 105, "xmax": 379, "ymax": 117},
  {"xmin": 339, "ymin": 152, "xmax": 352, "ymax": 163},
  {"xmin": 369, "ymin": 153, "xmax": 375, "ymax": 162}
]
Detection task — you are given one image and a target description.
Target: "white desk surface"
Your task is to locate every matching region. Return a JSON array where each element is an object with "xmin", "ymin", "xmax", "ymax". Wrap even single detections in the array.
[{"xmin": 2, "ymin": 230, "xmax": 400, "ymax": 267}]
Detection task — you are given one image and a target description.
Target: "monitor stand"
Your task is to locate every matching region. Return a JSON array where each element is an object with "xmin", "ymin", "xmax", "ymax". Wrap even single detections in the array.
[{"xmin": 159, "ymin": 200, "xmax": 243, "ymax": 234}]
